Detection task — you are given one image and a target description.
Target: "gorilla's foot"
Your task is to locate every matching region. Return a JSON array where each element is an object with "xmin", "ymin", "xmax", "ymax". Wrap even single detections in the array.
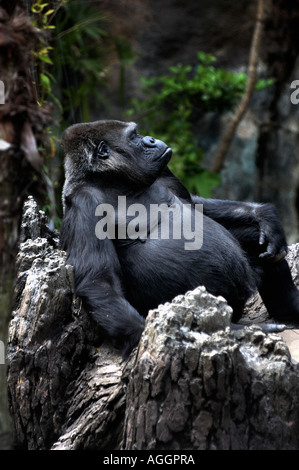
[{"xmin": 231, "ymin": 322, "xmax": 287, "ymax": 334}]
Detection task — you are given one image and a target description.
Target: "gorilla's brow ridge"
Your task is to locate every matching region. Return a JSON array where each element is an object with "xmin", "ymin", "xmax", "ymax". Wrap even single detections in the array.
[{"xmin": 125, "ymin": 122, "xmax": 138, "ymax": 137}]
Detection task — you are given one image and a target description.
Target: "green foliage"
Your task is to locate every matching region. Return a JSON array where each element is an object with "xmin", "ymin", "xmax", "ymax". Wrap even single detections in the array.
[
  {"xmin": 31, "ymin": 0, "xmax": 59, "ymax": 105},
  {"xmin": 114, "ymin": 36, "xmax": 136, "ymax": 106},
  {"xmin": 50, "ymin": 1, "xmax": 135, "ymax": 121},
  {"xmin": 31, "ymin": 0, "xmax": 113, "ymax": 119},
  {"xmin": 52, "ymin": 1, "xmax": 108, "ymax": 122},
  {"xmin": 128, "ymin": 52, "xmax": 274, "ymax": 197}
]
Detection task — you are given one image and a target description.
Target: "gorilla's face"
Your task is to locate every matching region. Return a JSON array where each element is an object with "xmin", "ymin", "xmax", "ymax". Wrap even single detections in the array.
[{"xmin": 61, "ymin": 120, "xmax": 172, "ymax": 186}]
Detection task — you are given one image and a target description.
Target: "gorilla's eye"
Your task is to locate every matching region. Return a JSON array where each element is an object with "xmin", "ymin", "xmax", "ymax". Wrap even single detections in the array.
[
  {"xmin": 129, "ymin": 129, "xmax": 141, "ymax": 142},
  {"xmin": 96, "ymin": 141, "xmax": 109, "ymax": 159}
]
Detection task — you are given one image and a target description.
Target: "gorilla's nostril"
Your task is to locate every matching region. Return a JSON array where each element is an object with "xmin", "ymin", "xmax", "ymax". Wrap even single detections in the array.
[{"xmin": 143, "ymin": 136, "xmax": 156, "ymax": 147}]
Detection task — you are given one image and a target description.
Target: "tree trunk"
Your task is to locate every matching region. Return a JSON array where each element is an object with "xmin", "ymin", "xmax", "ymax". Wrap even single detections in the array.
[
  {"xmin": 0, "ymin": 5, "xmax": 51, "ymax": 449},
  {"xmin": 7, "ymin": 198, "xmax": 299, "ymax": 450},
  {"xmin": 0, "ymin": 142, "xmax": 23, "ymax": 449}
]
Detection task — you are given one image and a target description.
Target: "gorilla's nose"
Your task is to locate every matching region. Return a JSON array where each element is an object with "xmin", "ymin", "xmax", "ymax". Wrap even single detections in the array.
[{"xmin": 142, "ymin": 136, "xmax": 157, "ymax": 147}]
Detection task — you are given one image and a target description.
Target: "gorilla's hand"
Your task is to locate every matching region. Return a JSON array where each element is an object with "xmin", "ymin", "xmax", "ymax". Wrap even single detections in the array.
[
  {"xmin": 191, "ymin": 195, "xmax": 289, "ymax": 263},
  {"xmin": 256, "ymin": 204, "xmax": 288, "ymax": 263}
]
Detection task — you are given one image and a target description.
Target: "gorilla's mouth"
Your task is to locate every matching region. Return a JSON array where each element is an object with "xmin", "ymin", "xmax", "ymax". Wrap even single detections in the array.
[{"xmin": 160, "ymin": 147, "xmax": 172, "ymax": 161}]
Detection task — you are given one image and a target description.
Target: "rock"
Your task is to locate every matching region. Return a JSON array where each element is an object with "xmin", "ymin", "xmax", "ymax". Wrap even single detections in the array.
[
  {"xmin": 123, "ymin": 288, "xmax": 299, "ymax": 450},
  {"xmin": 138, "ymin": 286, "xmax": 232, "ymax": 356},
  {"xmin": 9, "ymin": 197, "xmax": 73, "ymax": 347},
  {"xmin": 19, "ymin": 195, "xmax": 59, "ymax": 245},
  {"xmin": 7, "ymin": 198, "xmax": 124, "ymax": 450}
]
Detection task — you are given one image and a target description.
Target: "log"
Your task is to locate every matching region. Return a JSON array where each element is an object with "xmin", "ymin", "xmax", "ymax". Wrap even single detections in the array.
[{"xmin": 7, "ymin": 198, "xmax": 299, "ymax": 450}]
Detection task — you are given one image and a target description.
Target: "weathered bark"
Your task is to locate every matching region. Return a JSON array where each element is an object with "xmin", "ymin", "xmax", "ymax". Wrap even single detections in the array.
[{"xmin": 7, "ymin": 198, "xmax": 299, "ymax": 450}]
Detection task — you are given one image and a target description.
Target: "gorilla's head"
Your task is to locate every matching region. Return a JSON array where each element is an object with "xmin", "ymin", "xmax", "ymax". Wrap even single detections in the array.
[{"xmin": 61, "ymin": 120, "xmax": 172, "ymax": 187}]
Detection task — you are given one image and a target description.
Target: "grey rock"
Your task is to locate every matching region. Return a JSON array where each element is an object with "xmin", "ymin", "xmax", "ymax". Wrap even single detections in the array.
[{"xmin": 123, "ymin": 287, "xmax": 299, "ymax": 450}]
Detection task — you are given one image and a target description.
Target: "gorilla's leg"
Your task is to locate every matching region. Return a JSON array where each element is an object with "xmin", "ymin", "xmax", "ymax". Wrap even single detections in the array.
[{"xmin": 257, "ymin": 259, "xmax": 299, "ymax": 322}]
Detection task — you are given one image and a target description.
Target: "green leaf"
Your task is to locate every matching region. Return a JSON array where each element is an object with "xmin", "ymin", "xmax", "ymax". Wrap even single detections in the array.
[
  {"xmin": 38, "ymin": 54, "xmax": 53, "ymax": 64},
  {"xmin": 40, "ymin": 73, "xmax": 51, "ymax": 92}
]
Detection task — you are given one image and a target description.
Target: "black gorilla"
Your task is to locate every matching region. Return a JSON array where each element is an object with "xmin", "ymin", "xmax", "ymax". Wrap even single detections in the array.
[{"xmin": 60, "ymin": 120, "xmax": 299, "ymax": 357}]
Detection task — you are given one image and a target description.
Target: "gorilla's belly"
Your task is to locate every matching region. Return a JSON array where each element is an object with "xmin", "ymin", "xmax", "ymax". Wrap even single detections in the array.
[{"xmin": 116, "ymin": 223, "xmax": 256, "ymax": 316}]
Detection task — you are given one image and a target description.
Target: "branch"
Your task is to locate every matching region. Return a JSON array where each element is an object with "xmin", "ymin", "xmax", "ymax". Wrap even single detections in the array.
[{"xmin": 210, "ymin": 0, "xmax": 267, "ymax": 173}]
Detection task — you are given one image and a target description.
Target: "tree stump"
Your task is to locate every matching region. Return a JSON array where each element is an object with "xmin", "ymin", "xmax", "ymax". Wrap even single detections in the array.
[{"xmin": 7, "ymin": 198, "xmax": 299, "ymax": 450}]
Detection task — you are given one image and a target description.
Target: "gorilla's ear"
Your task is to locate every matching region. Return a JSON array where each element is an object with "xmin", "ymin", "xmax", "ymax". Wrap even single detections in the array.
[{"xmin": 96, "ymin": 141, "xmax": 110, "ymax": 159}]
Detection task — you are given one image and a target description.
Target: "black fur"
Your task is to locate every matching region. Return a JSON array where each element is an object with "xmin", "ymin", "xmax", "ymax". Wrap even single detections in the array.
[{"xmin": 60, "ymin": 120, "xmax": 299, "ymax": 357}]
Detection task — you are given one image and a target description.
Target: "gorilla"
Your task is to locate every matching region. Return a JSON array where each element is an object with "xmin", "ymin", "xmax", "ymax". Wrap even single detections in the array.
[{"xmin": 60, "ymin": 120, "xmax": 299, "ymax": 357}]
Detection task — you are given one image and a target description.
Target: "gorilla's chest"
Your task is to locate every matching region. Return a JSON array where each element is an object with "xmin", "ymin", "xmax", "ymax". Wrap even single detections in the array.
[
  {"xmin": 113, "ymin": 187, "xmax": 204, "ymax": 284},
  {"xmin": 111, "ymin": 185, "xmax": 178, "ymax": 241},
  {"xmin": 111, "ymin": 189, "xmax": 201, "ymax": 247}
]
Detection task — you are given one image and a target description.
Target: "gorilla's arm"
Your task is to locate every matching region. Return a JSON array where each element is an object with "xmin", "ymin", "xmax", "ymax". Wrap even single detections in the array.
[
  {"xmin": 191, "ymin": 195, "xmax": 288, "ymax": 262},
  {"xmin": 60, "ymin": 187, "xmax": 145, "ymax": 357},
  {"xmin": 158, "ymin": 168, "xmax": 287, "ymax": 262}
]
